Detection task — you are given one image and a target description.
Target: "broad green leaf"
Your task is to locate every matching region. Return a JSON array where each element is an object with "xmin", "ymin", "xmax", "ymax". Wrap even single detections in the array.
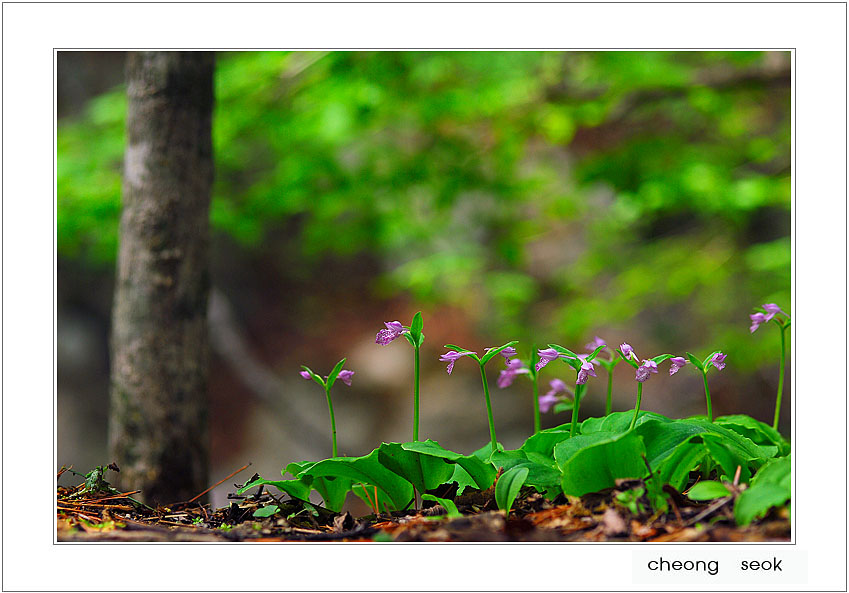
[
  {"xmin": 734, "ymin": 455, "xmax": 791, "ymax": 525},
  {"xmin": 490, "ymin": 450, "xmax": 561, "ymax": 495},
  {"xmin": 351, "ymin": 483, "xmax": 395, "ymax": 513},
  {"xmin": 402, "ymin": 440, "xmax": 497, "ymax": 490},
  {"xmin": 552, "ymin": 401, "xmax": 574, "ymax": 414},
  {"xmin": 480, "ymin": 340, "xmax": 520, "ymax": 365},
  {"xmin": 300, "ymin": 365, "xmax": 325, "ymax": 388},
  {"xmin": 253, "ymin": 505, "xmax": 280, "ymax": 518},
  {"xmin": 686, "ymin": 418, "xmax": 775, "ymax": 463},
  {"xmin": 300, "ymin": 449, "xmax": 414, "ymax": 510},
  {"xmin": 495, "ymin": 466, "xmax": 529, "ymax": 513},
  {"xmin": 555, "ymin": 431, "xmax": 648, "ymax": 497},
  {"xmin": 520, "ymin": 429, "xmax": 572, "ymax": 458},
  {"xmin": 312, "ymin": 476, "xmax": 353, "ymax": 512},
  {"xmin": 715, "ymin": 414, "xmax": 789, "ymax": 455},
  {"xmin": 470, "ymin": 441, "xmax": 504, "ymax": 462},
  {"xmin": 686, "ymin": 480, "xmax": 732, "ymax": 500},
  {"xmin": 582, "ymin": 410, "xmax": 670, "ymax": 435},
  {"xmin": 284, "ymin": 460, "xmax": 316, "ymax": 478},
  {"xmin": 410, "ymin": 311, "xmax": 423, "ymax": 341},
  {"xmin": 377, "ymin": 442, "xmax": 455, "ymax": 493},
  {"xmin": 685, "ymin": 352, "xmax": 704, "ymax": 371},
  {"xmin": 237, "ymin": 477, "xmax": 312, "ymax": 502},
  {"xmin": 656, "ymin": 440, "xmax": 707, "ymax": 492},
  {"xmin": 421, "ymin": 493, "xmax": 461, "ymax": 518},
  {"xmin": 634, "ymin": 418, "xmax": 710, "ymax": 467},
  {"xmin": 447, "ymin": 463, "xmax": 477, "ymax": 496},
  {"xmin": 703, "ymin": 434, "xmax": 751, "ymax": 484},
  {"xmin": 325, "ymin": 357, "xmax": 347, "ymax": 390}
]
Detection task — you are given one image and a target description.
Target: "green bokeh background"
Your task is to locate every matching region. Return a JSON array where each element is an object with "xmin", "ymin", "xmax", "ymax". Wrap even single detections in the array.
[{"xmin": 57, "ymin": 51, "xmax": 791, "ymax": 477}]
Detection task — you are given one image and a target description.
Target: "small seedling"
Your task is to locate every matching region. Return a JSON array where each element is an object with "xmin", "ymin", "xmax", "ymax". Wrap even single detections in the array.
[
  {"xmin": 300, "ymin": 359, "xmax": 355, "ymax": 457},
  {"xmin": 375, "ymin": 312, "xmax": 425, "ymax": 441},
  {"xmin": 749, "ymin": 303, "xmax": 790, "ymax": 430}
]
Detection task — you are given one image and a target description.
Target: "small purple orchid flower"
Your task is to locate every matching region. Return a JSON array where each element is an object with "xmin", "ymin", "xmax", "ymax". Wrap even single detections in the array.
[
  {"xmin": 439, "ymin": 350, "xmax": 477, "ymax": 375},
  {"xmin": 750, "ymin": 303, "xmax": 788, "ymax": 333},
  {"xmin": 499, "ymin": 346, "xmax": 518, "ymax": 364},
  {"xmin": 375, "ymin": 321, "xmax": 407, "ymax": 345},
  {"xmin": 337, "ymin": 370, "xmax": 355, "ymax": 386},
  {"xmin": 299, "ymin": 370, "xmax": 312, "ymax": 380},
  {"xmin": 497, "ymin": 358, "xmax": 530, "ymax": 388},
  {"xmin": 668, "ymin": 356, "xmax": 688, "ymax": 376},
  {"xmin": 535, "ymin": 348, "xmax": 562, "ymax": 372},
  {"xmin": 620, "ymin": 343, "xmax": 638, "ymax": 362},
  {"xmin": 635, "ymin": 360, "xmax": 658, "ymax": 383},
  {"xmin": 576, "ymin": 356, "xmax": 598, "ymax": 385},
  {"xmin": 762, "ymin": 303, "xmax": 785, "ymax": 320},
  {"xmin": 749, "ymin": 312, "xmax": 767, "ymax": 333},
  {"xmin": 709, "ymin": 352, "xmax": 727, "ymax": 371}
]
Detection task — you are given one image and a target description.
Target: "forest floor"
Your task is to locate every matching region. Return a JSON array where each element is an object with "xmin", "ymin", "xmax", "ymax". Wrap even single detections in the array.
[{"xmin": 56, "ymin": 467, "xmax": 790, "ymax": 543}]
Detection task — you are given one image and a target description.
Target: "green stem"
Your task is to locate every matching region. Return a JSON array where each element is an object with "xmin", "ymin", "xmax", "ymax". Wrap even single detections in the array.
[
  {"xmin": 605, "ymin": 370, "xmax": 613, "ymax": 416},
  {"xmin": 570, "ymin": 383, "xmax": 584, "ymax": 437},
  {"xmin": 325, "ymin": 386, "xmax": 338, "ymax": 457},
  {"xmin": 413, "ymin": 346, "xmax": 421, "ymax": 441},
  {"xmin": 628, "ymin": 382, "xmax": 643, "ymax": 431},
  {"xmin": 479, "ymin": 365, "xmax": 498, "ymax": 454},
  {"xmin": 702, "ymin": 371, "xmax": 713, "ymax": 422},
  {"xmin": 532, "ymin": 371, "xmax": 540, "ymax": 435},
  {"xmin": 773, "ymin": 326, "xmax": 787, "ymax": 431}
]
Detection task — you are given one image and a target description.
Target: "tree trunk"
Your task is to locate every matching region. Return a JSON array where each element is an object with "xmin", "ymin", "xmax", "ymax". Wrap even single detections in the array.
[{"xmin": 109, "ymin": 52, "xmax": 215, "ymax": 505}]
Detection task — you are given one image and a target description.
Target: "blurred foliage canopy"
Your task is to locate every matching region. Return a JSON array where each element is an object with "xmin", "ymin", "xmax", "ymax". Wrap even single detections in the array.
[{"xmin": 57, "ymin": 51, "xmax": 790, "ymax": 368}]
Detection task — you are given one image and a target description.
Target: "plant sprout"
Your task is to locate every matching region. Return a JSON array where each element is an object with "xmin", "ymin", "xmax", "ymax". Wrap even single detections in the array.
[
  {"xmin": 375, "ymin": 312, "xmax": 425, "ymax": 441},
  {"xmin": 616, "ymin": 343, "xmax": 673, "ymax": 430},
  {"xmin": 541, "ymin": 343, "xmax": 606, "ymax": 436},
  {"xmin": 683, "ymin": 350, "xmax": 727, "ymax": 423},
  {"xmin": 750, "ymin": 303, "xmax": 790, "ymax": 430},
  {"xmin": 440, "ymin": 340, "xmax": 519, "ymax": 454},
  {"xmin": 300, "ymin": 359, "xmax": 354, "ymax": 457}
]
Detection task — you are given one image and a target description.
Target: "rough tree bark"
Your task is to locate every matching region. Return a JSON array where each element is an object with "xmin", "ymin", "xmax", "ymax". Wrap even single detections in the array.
[{"xmin": 109, "ymin": 52, "xmax": 215, "ymax": 504}]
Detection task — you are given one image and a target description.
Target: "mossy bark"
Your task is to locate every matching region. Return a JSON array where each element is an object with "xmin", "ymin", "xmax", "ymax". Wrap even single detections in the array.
[{"xmin": 108, "ymin": 52, "xmax": 214, "ymax": 505}]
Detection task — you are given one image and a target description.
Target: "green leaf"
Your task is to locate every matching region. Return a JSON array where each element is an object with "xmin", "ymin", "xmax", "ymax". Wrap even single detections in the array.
[
  {"xmin": 547, "ymin": 343, "xmax": 582, "ymax": 371},
  {"xmin": 253, "ymin": 505, "xmax": 280, "ymax": 518},
  {"xmin": 582, "ymin": 410, "xmax": 671, "ymax": 435},
  {"xmin": 686, "ymin": 480, "xmax": 732, "ymax": 501},
  {"xmin": 377, "ymin": 442, "xmax": 455, "ymax": 493},
  {"xmin": 299, "ymin": 449, "xmax": 414, "ymax": 511},
  {"xmin": 552, "ymin": 401, "xmax": 574, "ymax": 414},
  {"xmin": 715, "ymin": 414, "xmax": 789, "ymax": 455},
  {"xmin": 734, "ymin": 457, "xmax": 791, "ymax": 526},
  {"xmin": 480, "ymin": 340, "xmax": 520, "ymax": 366},
  {"xmin": 555, "ymin": 431, "xmax": 648, "ymax": 497},
  {"xmin": 685, "ymin": 352, "xmax": 705, "ymax": 371},
  {"xmin": 656, "ymin": 440, "xmax": 707, "ymax": 492},
  {"xmin": 651, "ymin": 353, "xmax": 673, "ymax": 364},
  {"xmin": 616, "ymin": 348, "xmax": 640, "ymax": 369},
  {"xmin": 325, "ymin": 358, "xmax": 347, "ymax": 390},
  {"xmin": 416, "ymin": 332, "xmax": 425, "ymax": 347},
  {"xmin": 300, "ymin": 365, "xmax": 325, "ymax": 388},
  {"xmin": 490, "ymin": 450, "xmax": 561, "ymax": 496},
  {"xmin": 421, "ymin": 494, "xmax": 462, "ymax": 518},
  {"xmin": 311, "ymin": 476, "xmax": 353, "ymax": 512},
  {"xmin": 495, "ymin": 466, "xmax": 529, "ymax": 513},
  {"xmin": 237, "ymin": 477, "xmax": 312, "ymax": 502},
  {"xmin": 444, "ymin": 343, "xmax": 472, "ymax": 353},
  {"xmin": 634, "ymin": 418, "xmax": 710, "ymax": 467},
  {"xmin": 528, "ymin": 347, "xmax": 539, "ymax": 378},
  {"xmin": 410, "ymin": 311, "xmax": 423, "ymax": 340},
  {"xmin": 401, "ymin": 440, "xmax": 497, "ymax": 491},
  {"xmin": 351, "ymin": 483, "xmax": 394, "ymax": 514},
  {"xmin": 547, "ymin": 343, "xmax": 578, "ymax": 359},
  {"xmin": 520, "ymin": 429, "xmax": 572, "ymax": 458},
  {"xmin": 703, "ymin": 434, "xmax": 751, "ymax": 484}
]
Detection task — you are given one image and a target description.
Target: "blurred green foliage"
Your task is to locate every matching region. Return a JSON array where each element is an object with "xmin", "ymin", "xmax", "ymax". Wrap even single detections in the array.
[{"xmin": 57, "ymin": 51, "xmax": 790, "ymax": 369}]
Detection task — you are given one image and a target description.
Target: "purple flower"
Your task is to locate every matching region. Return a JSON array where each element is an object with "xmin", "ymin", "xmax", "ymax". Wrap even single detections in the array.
[
  {"xmin": 585, "ymin": 336, "xmax": 607, "ymax": 352},
  {"xmin": 497, "ymin": 358, "xmax": 530, "ymax": 388},
  {"xmin": 668, "ymin": 357, "xmax": 688, "ymax": 376},
  {"xmin": 762, "ymin": 303, "xmax": 784, "ymax": 321},
  {"xmin": 539, "ymin": 379, "xmax": 570, "ymax": 413},
  {"xmin": 375, "ymin": 321, "xmax": 407, "ymax": 345},
  {"xmin": 709, "ymin": 352, "xmax": 727, "ymax": 371},
  {"xmin": 439, "ymin": 350, "xmax": 476, "ymax": 375},
  {"xmin": 635, "ymin": 360, "xmax": 658, "ymax": 383},
  {"xmin": 499, "ymin": 346, "xmax": 518, "ymax": 364},
  {"xmin": 620, "ymin": 343, "xmax": 638, "ymax": 362},
  {"xmin": 749, "ymin": 312, "xmax": 767, "ymax": 333},
  {"xmin": 536, "ymin": 348, "xmax": 562, "ymax": 372},
  {"xmin": 337, "ymin": 370, "xmax": 355, "ymax": 386},
  {"xmin": 576, "ymin": 357, "xmax": 598, "ymax": 385},
  {"xmin": 299, "ymin": 370, "xmax": 312, "ymax": 380}
]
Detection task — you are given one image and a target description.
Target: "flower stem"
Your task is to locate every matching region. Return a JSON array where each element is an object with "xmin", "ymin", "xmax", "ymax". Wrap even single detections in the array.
[
  {"xmin": 325, "ymin": 386, "xmax": 338, "ymax": 457},
  {"xmin": 702, "ymin": 371, "xmax": 713, "ymax": 422},
  {"xmin": 532, "ymin": 372, "xmax": 541, "ymax": 435},
  {"xmin": 605, "ymin": 370, "xmax": 613, "ymax": 416},
  {"xmin": 628, "ymin": 382, "xmax": 643, "ymax": 431},
  {"xmin": 478, "ymin": 365, "xmax": 498, "ymax": 454},
  {"xmin": 570, "ymin": 383, "xmax": 585, "ymax": 437},
  {"xmin": 773, "ymin": 325, "xmax": 787, "ymax": 431},
  {"xmin": 413, "ymin": 346, "xmax": 421, "ymax": 441}
]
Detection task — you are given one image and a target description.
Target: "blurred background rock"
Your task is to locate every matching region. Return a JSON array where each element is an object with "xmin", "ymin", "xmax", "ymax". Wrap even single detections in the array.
[{"xmin": 57, "ymin": 51, "xmax": 790, "ymax": 507}]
